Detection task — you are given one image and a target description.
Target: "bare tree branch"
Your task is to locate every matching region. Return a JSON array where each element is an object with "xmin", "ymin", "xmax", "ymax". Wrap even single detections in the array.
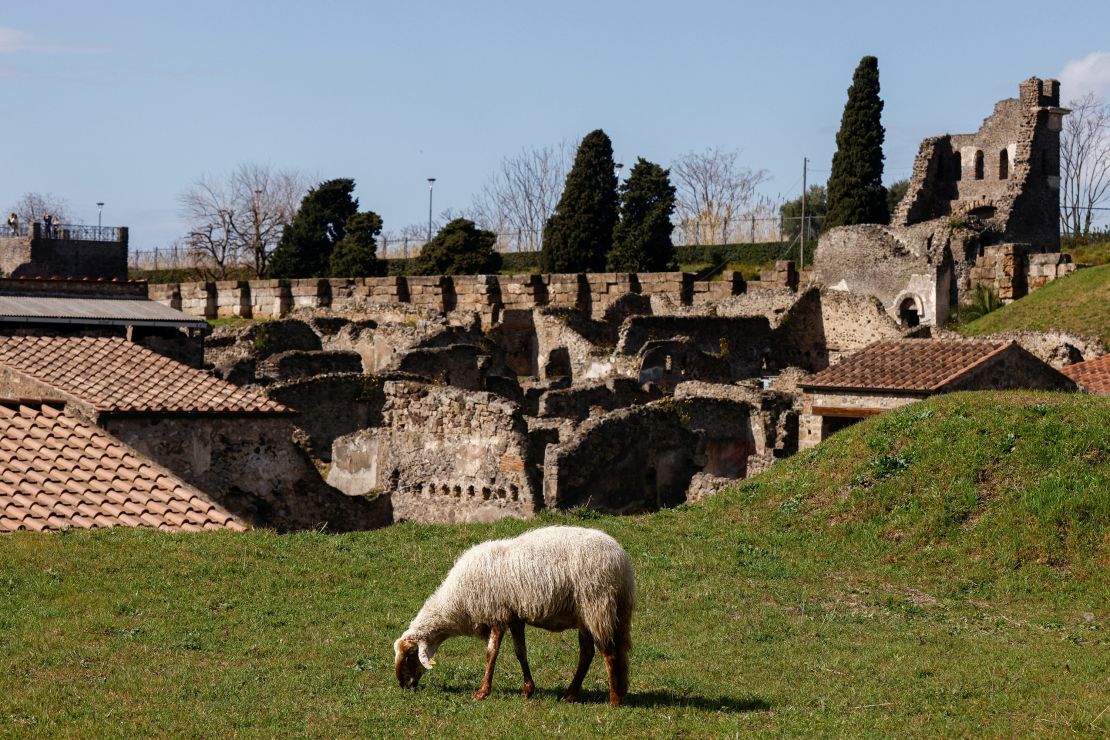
[
  {"xmin": 672, "ymin": 148, "xmax": 768, "ymax": 245},
  {"xmin": 8, "ymin": 192, "xmax": 72, "ymax": 227},
  {"xmin": 179, "ymin": 163, "xmax": 307, "ymax": 277},
  {"xmin": 1061, "ymin": 93, "xmax": 1110, "ymax": 239},
  {"xmin": 470, "ymin": 140, "xmax": 576, "ymax": 252}
]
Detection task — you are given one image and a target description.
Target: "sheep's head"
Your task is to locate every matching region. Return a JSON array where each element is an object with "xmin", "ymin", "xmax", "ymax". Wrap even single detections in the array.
[{"xmin": 394, "ymin": 635, "xmax": 435, "ymax": 689}]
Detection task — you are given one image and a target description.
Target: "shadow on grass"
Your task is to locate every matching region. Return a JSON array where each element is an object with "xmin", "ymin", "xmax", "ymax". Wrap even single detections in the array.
[{"xmin": 439, "ymin": 684, "xmax": 769, "ymax": 712}]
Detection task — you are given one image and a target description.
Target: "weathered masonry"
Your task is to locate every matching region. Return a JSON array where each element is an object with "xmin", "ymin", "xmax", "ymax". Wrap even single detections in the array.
[
  {"xmin": 0, "ymin": 223, "xmax": 128, "ymax": 280},
  {"xmin": 813, "ymin": 78, "xmax": 1074, "ymax": 328}
]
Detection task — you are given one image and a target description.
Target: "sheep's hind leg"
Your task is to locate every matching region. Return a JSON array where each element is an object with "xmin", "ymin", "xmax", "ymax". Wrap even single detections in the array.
[
  {"xmin": 474, "ymin": 626, "xmax": 504, "ymax": 700},
  {"xmin": 508, "ymin": 620, "xmax": 535, "ymax": 698},
  {"xmin": 561, "ymin": 627, "xmax": 594, "ymax": 702},
  {"xmin": 600, "ymin": 640, "xmax": 629, "ymax": 707}
]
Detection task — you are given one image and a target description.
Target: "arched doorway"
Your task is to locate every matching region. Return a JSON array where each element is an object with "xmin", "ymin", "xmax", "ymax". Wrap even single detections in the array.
[{"xmin": 897, "ymin": 295, "xmax": 922, "ymax": 328}]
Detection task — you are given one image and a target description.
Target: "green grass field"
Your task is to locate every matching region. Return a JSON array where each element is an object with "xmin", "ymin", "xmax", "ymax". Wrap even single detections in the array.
[
  {"xmin": 2, "ymin": 391, "xmax": 1109, "ymax": 736},
  {"xmin": 961, "ymin": 264, "xmax": 1110, "ymax": 345},
  {"xmin": 1066, "ymin": 240, "xmax": 1110, "ymax": 267}
]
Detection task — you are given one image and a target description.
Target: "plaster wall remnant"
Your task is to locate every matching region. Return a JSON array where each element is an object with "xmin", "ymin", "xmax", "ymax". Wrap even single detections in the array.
[
  {"xmin": 328, "ymin": 380, "xmax": 539, "ymax": 524},
  {"xmin": 105, "ymin": 414, "xmax": 389, "ymax": 532},
  {"xmin": 813, "ymin": 78, "xmax": 1074, "ymax": 327}
]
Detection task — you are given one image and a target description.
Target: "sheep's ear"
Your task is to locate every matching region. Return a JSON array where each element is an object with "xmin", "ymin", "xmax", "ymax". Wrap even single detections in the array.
[{"xmin": 417, "ymin": 641, "xmax": 437, "ymax": 670}]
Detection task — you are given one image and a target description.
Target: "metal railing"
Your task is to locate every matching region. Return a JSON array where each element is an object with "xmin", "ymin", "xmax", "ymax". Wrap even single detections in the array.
[{"xmin": 3, "ymin": 223, "xmax": 122, "ymax": 241}]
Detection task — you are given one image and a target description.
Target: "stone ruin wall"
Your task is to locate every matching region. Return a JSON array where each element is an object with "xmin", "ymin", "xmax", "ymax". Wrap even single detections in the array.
[
  {"xmin": 150, "ymin": 269, "xmax": 756, "ymax": 327},
  {"xmin": 327, "ymin": 380, "xmax": 538, "ymax": 524}
]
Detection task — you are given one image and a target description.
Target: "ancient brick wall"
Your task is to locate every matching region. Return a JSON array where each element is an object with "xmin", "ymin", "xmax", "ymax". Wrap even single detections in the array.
[
  {"xmin": 103, "ymin": 413, "xmax": 389, "ymax": 532},
  {"xmin": 327, "ymin": 380, "xmax": 538, "ymax": 524},
  {"xmin": 152, "ymin": 270, "xmax": 748, "ymax": 325},
  {"xmin": 894, "ymin": 77, "xmax": 1066, "ymax": 251}
]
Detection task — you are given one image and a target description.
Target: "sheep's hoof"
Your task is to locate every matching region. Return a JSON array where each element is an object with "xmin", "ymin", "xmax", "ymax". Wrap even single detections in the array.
[
  {"xmin": 561, "ymin": 691, "xmax": 579, "ymax": 703},
  {"xmin": 522, "ymin": 682, "xmax": 535, "ymax": 699},
  {"xmin": 609, "ymin": 695, "xmax": 623, "ymax": 708},
  {"xmin": 473, "ymin": 689, "xmax": 490, "ymax": 701}
]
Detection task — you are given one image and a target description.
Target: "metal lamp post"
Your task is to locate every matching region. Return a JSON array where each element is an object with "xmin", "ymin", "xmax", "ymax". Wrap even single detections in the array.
[
  {"xmin": 427, "ymin": 178, "xmax": 436, "ymax": 243},
  {"xmin": 96, "ymin": 202, "xmax": 104, "ymax": 234}
]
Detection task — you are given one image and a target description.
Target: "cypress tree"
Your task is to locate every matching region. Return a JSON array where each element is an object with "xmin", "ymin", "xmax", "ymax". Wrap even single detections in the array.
[
  {"xmin": 541, "ymin": 129, "xmax": 619, "ymax": 273},
  {"xmin": 329, "ymin": 210, "xmax": 384, "ymax": 277},
  {"xmin": 412, "ymin": 218, "xmax": 502, "ymax": 275},
  {"xmin": 267, "ymin": 178, "xmax": 359, "ymax": 278},
  {"xmin": 608, "ymin": 158, "xmax": 676, "ymax": 271},
  {"xmin": 825, "ymin": 56, "xmax": 888, "ymax": 229}
]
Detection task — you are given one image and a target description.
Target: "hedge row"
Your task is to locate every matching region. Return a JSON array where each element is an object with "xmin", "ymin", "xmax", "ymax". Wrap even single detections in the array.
[
  {"xmin": 131, "ymin": 242, "xmax": 813, "ymax": 284},
  {"xmin": 383, "ymin": 242, "xmax": 811, "ymax": 276}
]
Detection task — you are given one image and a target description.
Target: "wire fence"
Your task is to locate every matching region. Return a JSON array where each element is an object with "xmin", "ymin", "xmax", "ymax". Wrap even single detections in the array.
[{"xmin": 129, "ymin": 214, "xmax": 826, "ymax": 272}]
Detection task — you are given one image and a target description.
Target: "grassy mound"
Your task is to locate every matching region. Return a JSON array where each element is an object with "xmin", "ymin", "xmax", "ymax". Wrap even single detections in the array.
[
  {"xmin": 1, "ymin": 392, "xmax": 1108, "ymax": 736},
  {"xmin": 960, "ymin": 264, "xmax": 1110, "ymax": 344}
]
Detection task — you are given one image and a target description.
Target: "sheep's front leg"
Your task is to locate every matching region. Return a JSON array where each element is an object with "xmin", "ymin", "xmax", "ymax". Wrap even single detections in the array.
[
  {"xmin": 508, "ymin": 620, "xmax": 535, "ymax": 698},
  {"xmin": 561, "ymin": 627, "xmax": 594, "ymax": 702},
  {"xmin": 474, "ymin": 626, "xmax": 503, "ymax": 700}
]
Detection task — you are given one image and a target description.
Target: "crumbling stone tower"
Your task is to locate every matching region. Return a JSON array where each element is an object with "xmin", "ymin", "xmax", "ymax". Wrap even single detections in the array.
[
  {"xmin": 812, "ymin": 77, "xmax": 1074, "ymax": 328},
  {"xmin": 894, "ymin": 77, "xmax": 1068, "ymax": 250}
]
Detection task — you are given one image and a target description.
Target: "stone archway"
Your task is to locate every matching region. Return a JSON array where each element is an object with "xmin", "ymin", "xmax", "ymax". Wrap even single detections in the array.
[{"xmin": 895, "ymin": 294, "xmax": 923, "ymax": 328}]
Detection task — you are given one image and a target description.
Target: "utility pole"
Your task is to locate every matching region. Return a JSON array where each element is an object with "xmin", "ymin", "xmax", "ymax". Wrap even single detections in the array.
[
  {"xmin": 799, "ymin": 158, "xmax": 807, "ymax": 270},
  {"xmin": 427, "ymin": 178, "xmax": 436, "ymax": 243}
]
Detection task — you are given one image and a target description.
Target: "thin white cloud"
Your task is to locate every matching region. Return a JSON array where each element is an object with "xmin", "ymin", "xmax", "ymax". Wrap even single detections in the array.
[
  {"xmin": 1059, "ymin": 51, "xmax": 1110, "ymax": 102},
  {"xmin": 0, "ymin": 25, "xmax": 108, "ymax": 55}
]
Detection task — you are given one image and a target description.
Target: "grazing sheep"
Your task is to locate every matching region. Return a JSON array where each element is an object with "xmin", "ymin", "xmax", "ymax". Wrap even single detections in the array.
[{"xmin": 393, "ymin": 525, "xmax": 636, "ymax": 706}]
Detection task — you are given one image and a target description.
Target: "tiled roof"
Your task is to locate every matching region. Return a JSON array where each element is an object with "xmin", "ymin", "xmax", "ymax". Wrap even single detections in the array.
[
  {"xmin": 0, "ymin": 335, "xmax": 290, "ymax": 414},
  {"xmin": 1060, "ymin": 354, "xmax": 1110, "ymax": 395},
  {"xmin": 0, "ymin": 401, "xmax": 245, "ymax": 533},
  {"xmin": 0, "ymin": 296, "xmax": 206, "ymax": 329},
  {"xmin": 800, "ymin": 339, "xmax": 1012, "ymax": 392}
]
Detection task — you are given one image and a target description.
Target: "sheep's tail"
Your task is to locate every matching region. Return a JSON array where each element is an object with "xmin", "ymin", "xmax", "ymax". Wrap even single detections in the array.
[{"xmin": 582, "ymin": 553, "xmax": 636, "ymax": 651}]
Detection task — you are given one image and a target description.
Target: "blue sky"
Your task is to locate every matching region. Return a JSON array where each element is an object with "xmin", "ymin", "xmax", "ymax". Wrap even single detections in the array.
[{"xmin": 2, "ymin": 1, "xmax": 1109, "ymax": 251}]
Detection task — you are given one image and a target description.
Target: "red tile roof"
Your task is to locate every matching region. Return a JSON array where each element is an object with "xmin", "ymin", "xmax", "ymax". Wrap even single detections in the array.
[
  {"xmin": 0, "ymin": 335, "xmax": 289, "ymax": 414},
  {"xmin": 0, "ymin": 401, "xmax": 246, "ymax": 533},
  {"xmin": 799, "ymin": 339, "xmax": 1012, "ymax": 392},
  {"xmin": 1060, "ymin": 354, "xmax": 1110, "ymax": 395}
]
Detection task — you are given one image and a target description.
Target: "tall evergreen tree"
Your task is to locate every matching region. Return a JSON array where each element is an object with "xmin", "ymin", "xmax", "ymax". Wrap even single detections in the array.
[
  {"xmin": 608, "ymin": 158, "xmax": 676, "ymax": 271},
  {"xmin": 825, "ymin": 56, "xmax": 888, "ymax": 229},
  {"xmin": 412, "ymin": 218, "xmax": 502, "ymax": 275},
  {"xmin": 267, "ymin": 178, "xmax": 359, "ymax": 278},
  {"xmin": 329, "ymin": 210, "xmax": 384, "ymax": 277},
  {"xmin": 541, "ymin": 129, "xmax": 619, "ymax": 273}
]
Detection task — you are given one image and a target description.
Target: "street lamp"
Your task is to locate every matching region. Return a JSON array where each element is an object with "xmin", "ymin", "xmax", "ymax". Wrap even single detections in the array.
[
  {"xmin": 426, "ymin": 178, "xmax": 436, "ymax": 243},
  {"xmin": 96, "ymin": 202, "xmax": 104, "ymax": 231}
]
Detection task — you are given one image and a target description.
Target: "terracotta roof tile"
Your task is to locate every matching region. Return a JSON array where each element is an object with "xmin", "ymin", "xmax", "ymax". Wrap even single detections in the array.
[
  {"xmin": 0, "ymin": 401, "xmax": 246, "ymax": 534},
  {"xmin": 1060, "ymin": 355, "xmax": 1110, "ymax": 395},
  {"xmin": 800, "ymin": 339, "xmax": 1012, "ymax": 392},
  {"xmin": 0, "ymin": 336, "xmax": 289, "ymax": 415}
]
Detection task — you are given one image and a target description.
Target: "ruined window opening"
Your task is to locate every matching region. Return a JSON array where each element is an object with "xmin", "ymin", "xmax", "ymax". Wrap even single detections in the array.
[
  {"xmin": 953, "ymin": 151, "xmax": 962, "ymax": 181},
  {"xmin": 898, "ymin": 297, "xmax": 921, "ymax": 328},
  {"xmin": 974, "ymin": 151, "xmax": 984, "ymax": 180},
  {"xmin": 999, "ymin": 149, "xmax": 1009, "ymax": 180}
]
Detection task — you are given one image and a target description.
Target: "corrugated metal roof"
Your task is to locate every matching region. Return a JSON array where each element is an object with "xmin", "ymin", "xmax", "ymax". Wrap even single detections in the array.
[{"xmin": 0, "ymin": 296, "xmax": 205, "ymax": 328}]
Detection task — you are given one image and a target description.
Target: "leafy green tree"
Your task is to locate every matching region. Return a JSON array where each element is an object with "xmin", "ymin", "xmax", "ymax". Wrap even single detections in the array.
[
  {"xmin": 541, "ymin": 129, "xmax": 619, "ymax": 273},
  {"xmin": 825, "ymin": 56, "xmax": 888, "ymax": 229},
  {"xmin": 329, "ymin": 211, "xmax": 384, "ymax": 277},
  {"xmin": 608, "ymin": 158, "xmax": 676, "ymax": 271},
  {"xmin": 412, "ymin": 218, "xmax": 502, "ymax": 275},
  {"xmin": 779, "ymin": 185, "xmax": 828, "ymax": 241},
  {"xmin": 886, "ymin": 178, "xmax": 909, "ymax": 220},
  {"xmin": 267, "ymin": 178, "xmax": 359, "ymax": 278}
]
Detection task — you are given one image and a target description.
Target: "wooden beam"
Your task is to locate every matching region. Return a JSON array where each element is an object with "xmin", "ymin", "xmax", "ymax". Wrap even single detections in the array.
[{"xmin": 811, "ymin": 405, "xmax": 887, "ymax": 418}]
